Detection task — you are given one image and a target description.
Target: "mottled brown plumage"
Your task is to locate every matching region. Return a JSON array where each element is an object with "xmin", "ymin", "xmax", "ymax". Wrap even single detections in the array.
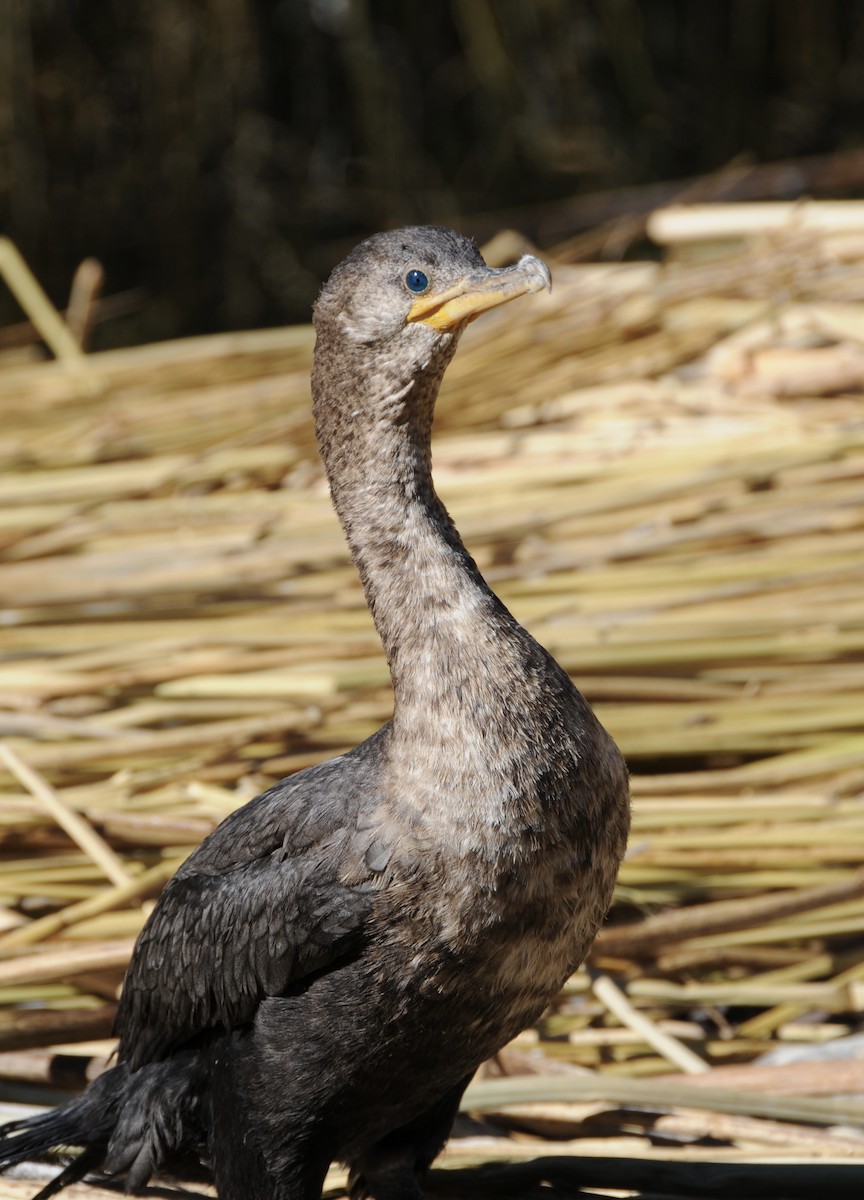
[{"xmin": 0, "ymin": 226, "xmax": 629, "ymax": 1200}]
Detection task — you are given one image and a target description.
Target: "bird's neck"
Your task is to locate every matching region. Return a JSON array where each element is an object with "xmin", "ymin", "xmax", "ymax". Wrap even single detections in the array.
[{"xmin": 314, "ymin": 356, "xmax": 526, "ymax": 728}]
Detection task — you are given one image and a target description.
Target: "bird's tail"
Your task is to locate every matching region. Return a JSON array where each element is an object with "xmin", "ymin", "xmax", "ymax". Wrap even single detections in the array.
[{"xmin": 0, "ymin": 1054, "xmax": 207, "ymax": 1198}]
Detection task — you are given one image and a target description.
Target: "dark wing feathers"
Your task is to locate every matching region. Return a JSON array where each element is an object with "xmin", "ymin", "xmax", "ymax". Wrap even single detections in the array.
[{"xmin": 118, "ymin": 747, "xmax": 385, "ymax": 1070}]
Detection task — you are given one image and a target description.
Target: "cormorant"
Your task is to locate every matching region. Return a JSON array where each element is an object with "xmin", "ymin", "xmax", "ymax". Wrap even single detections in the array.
[{"xmin": 0, "ymin": 227, "xmax": 630, "ymax": 1200}]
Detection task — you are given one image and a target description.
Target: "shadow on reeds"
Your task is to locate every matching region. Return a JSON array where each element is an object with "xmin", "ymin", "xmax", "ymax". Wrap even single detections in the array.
[{"xmin": 420, "ymin": 1155, "xmax": 864, "ymax": 1199}]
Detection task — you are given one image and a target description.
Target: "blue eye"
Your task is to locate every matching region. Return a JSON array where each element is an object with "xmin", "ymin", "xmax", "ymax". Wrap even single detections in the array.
[{"xmin": 405, "ymin": 269, "xmax": 429, "ymax": 293}]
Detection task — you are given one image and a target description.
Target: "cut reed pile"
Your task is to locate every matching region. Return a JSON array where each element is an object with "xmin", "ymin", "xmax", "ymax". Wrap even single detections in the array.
[{"xmin": 1, "ymin": 203, "xmax": 864, "ymax": 1194}]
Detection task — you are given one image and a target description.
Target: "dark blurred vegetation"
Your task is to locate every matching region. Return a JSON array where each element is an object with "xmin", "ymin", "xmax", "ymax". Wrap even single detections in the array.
[{"xmin": 3, "ymin": 0, "xmax": 864, "ymax": 344}]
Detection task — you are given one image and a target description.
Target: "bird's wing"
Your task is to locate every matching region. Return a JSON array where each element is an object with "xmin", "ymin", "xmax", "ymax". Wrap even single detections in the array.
[{"xmin": 117, "ymin": 746, "xmax": 384, "ymax": 1070}]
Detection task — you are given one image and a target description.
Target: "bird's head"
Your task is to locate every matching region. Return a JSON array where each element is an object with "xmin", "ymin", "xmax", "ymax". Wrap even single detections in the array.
[
  {"xmin": 313, "ymin": 226, "xmax": 550, "ymax": 378},
  {"xmin": 311, "ymin": 226, "xmax": 550, "ymax": 484}
]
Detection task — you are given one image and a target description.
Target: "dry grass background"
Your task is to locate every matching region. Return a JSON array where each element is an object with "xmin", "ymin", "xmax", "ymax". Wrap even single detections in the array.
[{"xmin": 1, "ymin": 205, "xmax": 863, "ymax": 1195}]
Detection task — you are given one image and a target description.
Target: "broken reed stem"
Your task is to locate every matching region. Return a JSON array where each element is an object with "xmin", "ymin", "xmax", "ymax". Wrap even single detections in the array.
[
  {"xmin": 0, "ymin": 860, "xmax": 178, "ymax": 951},
  {"xmin": 738, "ymin": 956, "xmax": 864, "ymax": 1038},
  {"xmin": 0, "ymin": 939, "xmax": 136, "ymax": 988},
  {"xmin": 591, "ymin": 974, "xmax": 709, "ymax": 1075},
  {"xmin": 0, "ymin": 238, "xmax": 87, "ymax": 363},
  {"xmin": 461, "ymin": 1073, "xmax": 864, "ymax": 1128},
  {"xmin": 0, "ymin": 742, "xmax": 132, "ymax": 889},
  {"xmin": 595, "ymin": 867, "xmax": 864, "ymax": 958},
  {"xmin": 648, "ymin": 200, "xmax": 864, "ymax": 244},
  {"xmin": 65, "ymin": 258, "xmax": 105, "ymax": 351},
  {"xmin": 657, "ymin": 1056, "xmax": 864, "ymax": 1097},
  {"xmin": 0, "ymin": 1004, "xmax": 117, "ymax": 1053}
]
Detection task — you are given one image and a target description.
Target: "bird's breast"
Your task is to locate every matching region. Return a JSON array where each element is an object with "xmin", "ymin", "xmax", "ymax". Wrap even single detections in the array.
[{"xmin": 369, "ymin": 815, "xmax": 592, "ymax": 1011}]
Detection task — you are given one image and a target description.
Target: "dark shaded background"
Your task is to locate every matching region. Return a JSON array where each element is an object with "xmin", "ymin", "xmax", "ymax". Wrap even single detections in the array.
[{"xmin": 4, "ymin": 0, "xmax": 864, "ymax": 345}]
